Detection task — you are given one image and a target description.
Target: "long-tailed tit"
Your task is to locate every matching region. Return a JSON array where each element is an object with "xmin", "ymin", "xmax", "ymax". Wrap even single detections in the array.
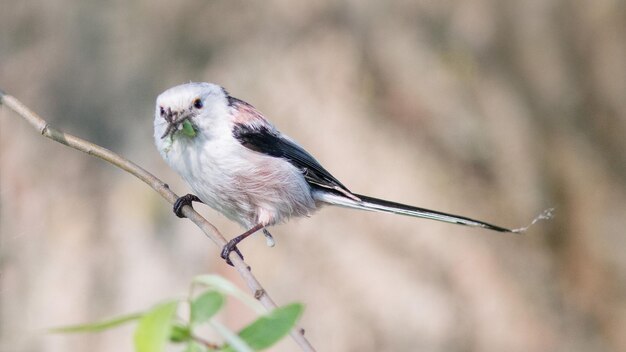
[{"xmin": 154, "ymin": 82, "xmax": 553, "ymax": 265}]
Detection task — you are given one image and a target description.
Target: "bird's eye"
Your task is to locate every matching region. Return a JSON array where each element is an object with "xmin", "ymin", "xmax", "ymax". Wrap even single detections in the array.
[
  {"xmin": 193, "ymin": 98, "xmax": 203, "ymax": 109},
  {"xmin": 159, "ymin": 106, "xmax": 165, "ymax": 116}
]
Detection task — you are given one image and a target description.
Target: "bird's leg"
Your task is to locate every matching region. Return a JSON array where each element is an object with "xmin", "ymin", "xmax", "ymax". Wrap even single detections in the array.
[
  {"xmin": 221, "ymin": 223, "xmax": 264, "ymax": 266},
  {"xmin": 173, "ymin": 194, "xmax": 203, "ymax": 218}
]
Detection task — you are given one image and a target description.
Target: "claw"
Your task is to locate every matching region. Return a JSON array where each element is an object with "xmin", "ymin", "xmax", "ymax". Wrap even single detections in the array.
[
  {"xmin": 173, "ymin": 194, "xmax": 202, "ymax": 218},
  {"xmin": 219, "ymin": 223, "xmax": 264, "ymax": 266},
  {"xmin": 221, "ymin": 240, "xmax": 244, "ymax": 266}
]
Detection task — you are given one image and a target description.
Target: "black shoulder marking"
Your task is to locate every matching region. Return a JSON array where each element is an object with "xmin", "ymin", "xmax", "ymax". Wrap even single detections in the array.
[
  {"xmin": 232, "ymin": 124, "xmax": 283, "ymax": 156},
  {"xmin": 223, "ymin": 87, "xmax": 241, "ymax": 107},
  {"xmin": 232, "ymin": 123, "xmax": 353, "ymax": 195},
  {"xmin": 221, "ymin": 86, "xmax": 230, "ymax": 101},
  {"xmin": 226, "ymin": 93, "xmax": 250, "ymax": 108}
]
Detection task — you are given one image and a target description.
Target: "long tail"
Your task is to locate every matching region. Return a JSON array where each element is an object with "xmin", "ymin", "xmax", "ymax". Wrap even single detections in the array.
[{"xmin": 315, "ymin": 192, "xmax": 552, "ymax": 233}]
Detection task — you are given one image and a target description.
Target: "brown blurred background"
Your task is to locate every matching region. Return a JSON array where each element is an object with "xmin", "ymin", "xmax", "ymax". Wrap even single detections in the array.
[{"xmin": 1, "ymin": 1, "xmax": 625, "ymax": 351}]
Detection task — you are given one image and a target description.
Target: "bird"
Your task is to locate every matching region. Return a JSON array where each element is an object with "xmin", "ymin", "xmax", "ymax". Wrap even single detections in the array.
[{"xmin": 153, "ymin": 82, "xmax": 552, "ymax": 265}]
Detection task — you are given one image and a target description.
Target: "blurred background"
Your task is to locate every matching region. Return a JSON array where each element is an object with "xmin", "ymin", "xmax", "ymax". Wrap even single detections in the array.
[{"xmin": 1, "ymin": 0, "xmax": 625, "ymax": 351}]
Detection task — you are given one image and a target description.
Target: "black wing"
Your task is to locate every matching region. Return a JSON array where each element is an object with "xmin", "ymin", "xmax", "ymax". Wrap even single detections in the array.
[{"xmin": 233, "ymin": 123, "xmax": 359, "ymax": 200}]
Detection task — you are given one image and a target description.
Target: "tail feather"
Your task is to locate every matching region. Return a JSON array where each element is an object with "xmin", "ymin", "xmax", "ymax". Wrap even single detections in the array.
[{"xmin": 315, "ymin": 191, "xmax": 515, "ymax": 233}]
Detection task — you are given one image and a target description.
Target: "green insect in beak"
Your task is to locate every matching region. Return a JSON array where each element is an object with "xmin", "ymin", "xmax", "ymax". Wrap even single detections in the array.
[{"xmin": 181, "ymin": 119, "xmax": 196, "ymax": 138}]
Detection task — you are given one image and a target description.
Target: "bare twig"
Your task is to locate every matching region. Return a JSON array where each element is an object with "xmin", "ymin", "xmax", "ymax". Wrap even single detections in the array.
[{"xmin": 0, "ymin": 90, "xmax": 315, "ymax": 352}]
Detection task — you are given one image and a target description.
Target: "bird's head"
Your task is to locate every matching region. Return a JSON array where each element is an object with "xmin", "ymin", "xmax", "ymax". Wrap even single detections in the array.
[{"xmin": 154, "ymin": 82, "xmax": 231, "ymax": 153}]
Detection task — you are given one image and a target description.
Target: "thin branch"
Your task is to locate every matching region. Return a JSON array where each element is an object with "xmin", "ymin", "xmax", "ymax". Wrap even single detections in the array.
[{"xmin": 0, "ymin": 90, "xmax": 315, "ymax": 352}]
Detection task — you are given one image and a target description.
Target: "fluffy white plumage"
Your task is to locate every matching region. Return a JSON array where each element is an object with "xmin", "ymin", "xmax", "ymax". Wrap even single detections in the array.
[
  {"xmin": 154, "ymin": 82, "xmax": 552, "ymax": 263},
  {"xmin": 154, "ymin": 82, "xmax": 316, "ymax": 229}
]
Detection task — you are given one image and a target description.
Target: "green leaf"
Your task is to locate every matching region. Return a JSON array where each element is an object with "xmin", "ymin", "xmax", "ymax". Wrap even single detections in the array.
[
  {"xmin": 170, "ymin": 321, "xmax": 192, "ymax": 343},
  {"xmin": 191, "ymin": 291, "xmax": 224, "ymax": 325},
  {"xmin": 193, "ymin": 275, "xmax": 264, "ymax": 314},
  {"xmin": 229, "ymin": 303, "xmax": 303, "ymax": 351},
  {"xmin": 134, "ymin": 300, "xmax": 179, "ymax": 352},
  {"xmin": 181, "ymin": 120, "xmax": 197, "ymax": 137},
  {"xmin": 49, "ymin": 312, "xmax": 143, "ymax": 333}
]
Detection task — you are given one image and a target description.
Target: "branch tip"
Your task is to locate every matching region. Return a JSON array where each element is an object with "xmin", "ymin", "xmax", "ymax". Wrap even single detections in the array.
[{"xmin": 511, "ymin": 208, "xmax": 555, "ymax": 233}]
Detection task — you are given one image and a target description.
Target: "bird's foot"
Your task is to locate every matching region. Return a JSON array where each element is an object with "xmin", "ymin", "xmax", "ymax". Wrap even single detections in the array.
[
  {"xmin": 220, "ymin": 224, "xmax": 264, "ymax": 266},
  {"xmin": 221, "ymin": 240, "xmax": 245, "ymax": 266},
  {"xmin": 173, "ymin": 194, "xmax": 202, "ymax": 218}
]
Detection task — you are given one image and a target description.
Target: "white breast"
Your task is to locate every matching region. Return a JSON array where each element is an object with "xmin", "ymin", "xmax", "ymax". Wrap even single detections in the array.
[{"xmin": 159, "ymin": 123, "xmax": 317, "ymax": 228}]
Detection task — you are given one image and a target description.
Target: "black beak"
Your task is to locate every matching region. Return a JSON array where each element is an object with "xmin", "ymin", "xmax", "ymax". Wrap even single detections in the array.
[{"xmin": 160, "ymin": 108, "xmax": 193, "ymax": 139}]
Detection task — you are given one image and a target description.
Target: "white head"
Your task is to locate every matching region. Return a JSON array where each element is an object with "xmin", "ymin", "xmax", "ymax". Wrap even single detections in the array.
[{"xmin": 153, "ymin": 82, "xmax": 232, "ymax": 154}]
